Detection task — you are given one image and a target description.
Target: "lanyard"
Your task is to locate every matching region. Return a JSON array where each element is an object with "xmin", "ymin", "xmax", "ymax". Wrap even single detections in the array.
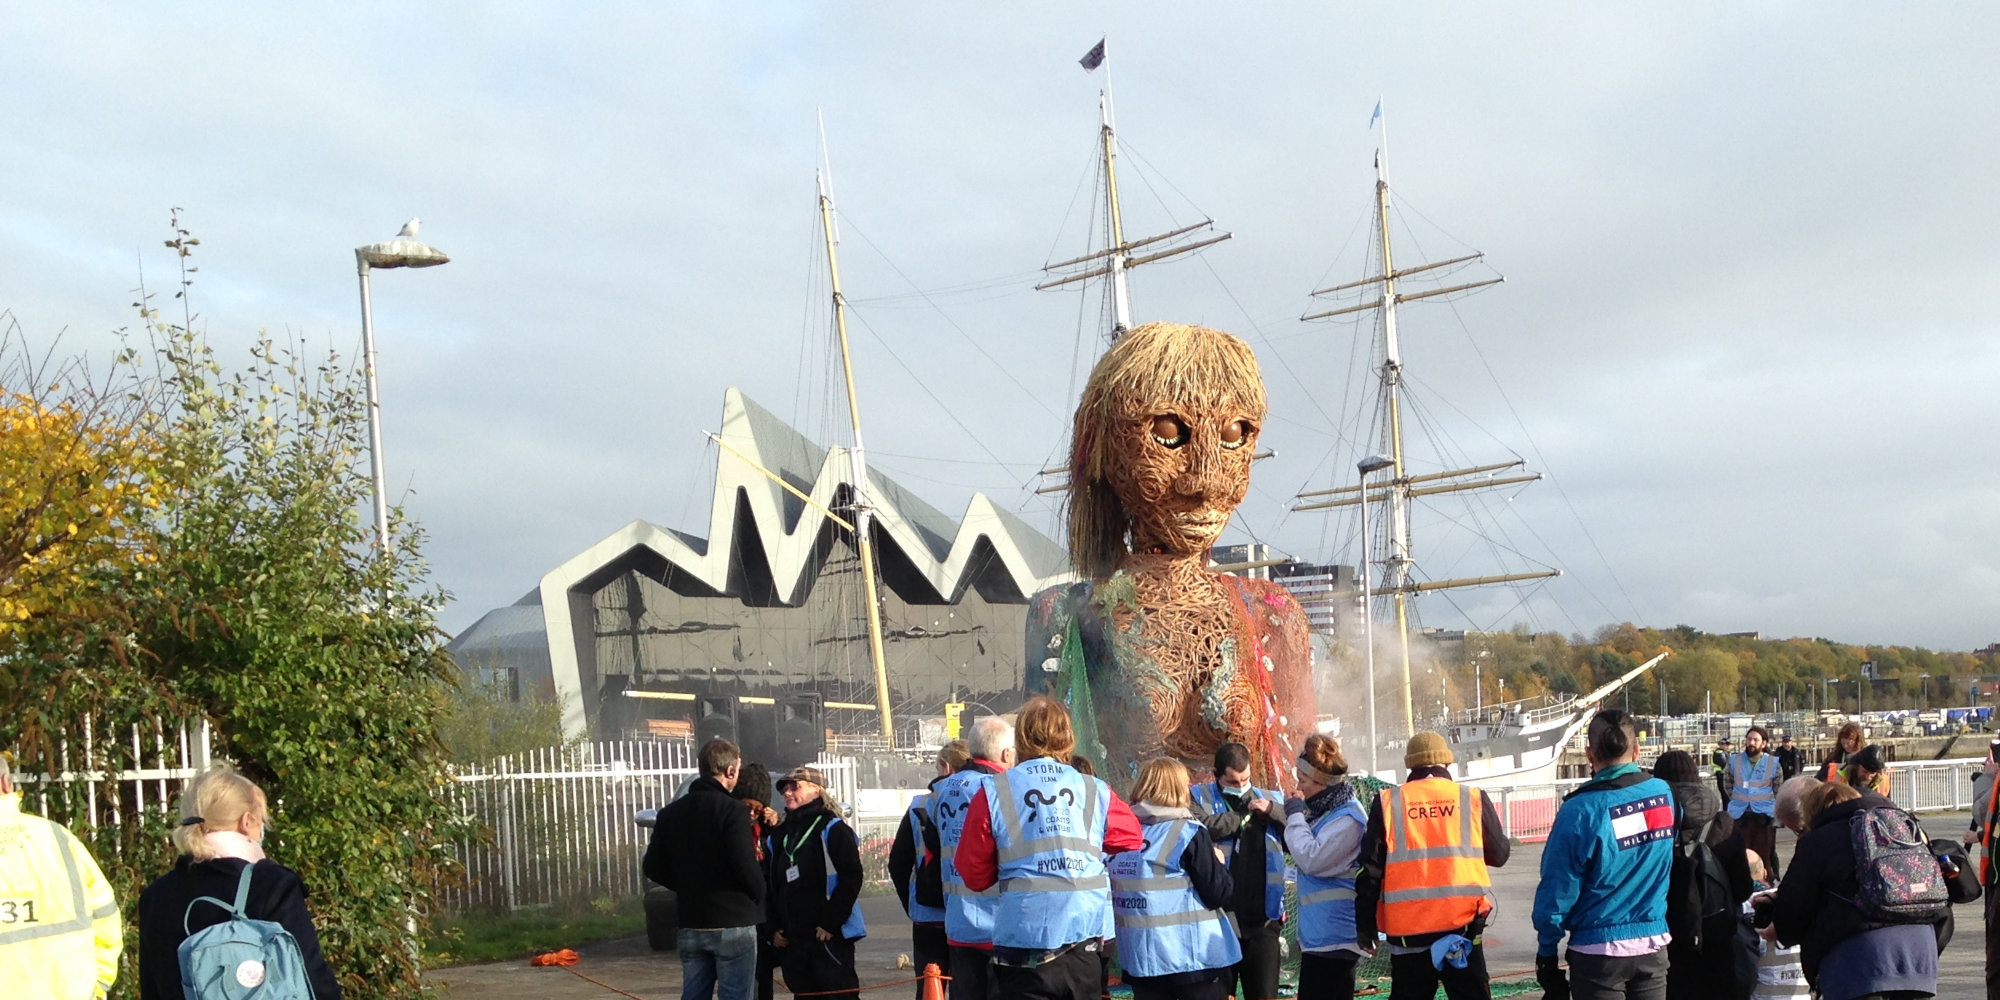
[{"xmin": 783, "ymin": 817, "xmax": 825, "ymax": 867}]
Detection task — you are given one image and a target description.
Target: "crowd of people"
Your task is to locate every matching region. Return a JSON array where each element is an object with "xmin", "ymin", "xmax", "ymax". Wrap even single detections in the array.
[
  {"xmin": 4, "ymin": 700, "xmax": 1989, "ymax": 1000},
  {"xmin": 644, "ymin": 700, "xmax": 1988, "ymax": 1000}
]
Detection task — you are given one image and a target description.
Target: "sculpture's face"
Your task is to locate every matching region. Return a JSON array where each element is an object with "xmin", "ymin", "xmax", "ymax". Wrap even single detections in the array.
[{"xmin": 1104, "ymin": 397, "xmax": 1259, "ymax": 556}]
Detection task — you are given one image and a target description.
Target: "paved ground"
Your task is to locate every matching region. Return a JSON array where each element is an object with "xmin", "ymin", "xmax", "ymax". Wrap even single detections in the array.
[{"xmin": 428, "ymin": 810, "xmax": 1986, "ymax": 999}]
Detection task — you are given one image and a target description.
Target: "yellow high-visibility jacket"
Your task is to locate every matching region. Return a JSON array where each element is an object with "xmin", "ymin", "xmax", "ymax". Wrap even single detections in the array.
[{"xmin": 0, "ymin": 791, "xmax": 122, "ymax": 999}]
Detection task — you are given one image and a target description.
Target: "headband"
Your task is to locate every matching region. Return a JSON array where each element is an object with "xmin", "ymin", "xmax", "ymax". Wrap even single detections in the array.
[
  {"xmin": 180, "ymin": 816, "xmax": 205, "ymax": 827},
  {"xmin": 1296, "ymin": 758, "xmax": 1344, "ymax": 786}
]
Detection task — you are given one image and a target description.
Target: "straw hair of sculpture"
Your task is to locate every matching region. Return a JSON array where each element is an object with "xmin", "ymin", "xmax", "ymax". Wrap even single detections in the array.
[{"xmin": 1066, "ymin": 321, "xmax": 1267, "ymax": 580}]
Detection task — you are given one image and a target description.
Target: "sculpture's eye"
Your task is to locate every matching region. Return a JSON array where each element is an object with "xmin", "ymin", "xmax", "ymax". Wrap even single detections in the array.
[
  {"xmin": 1220, "ymin": 420, "xmax": 1253, "ymax": 450},
  {"xmin": 1150, "ymin": 415, "xmax": 1189, "ymax": 448}
]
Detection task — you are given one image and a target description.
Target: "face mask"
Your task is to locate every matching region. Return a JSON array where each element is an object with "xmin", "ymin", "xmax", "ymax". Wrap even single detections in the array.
[{"xmin": 1221, "ymin": 784, "xmax": 1248, "ymax": 799}]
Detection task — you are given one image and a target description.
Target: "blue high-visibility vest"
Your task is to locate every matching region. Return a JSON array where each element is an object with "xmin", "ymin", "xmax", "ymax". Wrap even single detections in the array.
[
  {"xmin": 903, "ymin": 794, "xmax": 947, "ymax": 925},
  {"xmin": 1190, "ymin": 780, "xmax": 1288, "ymax": 921},
  {"xmin": 1109, "ymin": 817, "xmax": 1243, "ymax": 978},
  {"xmin": 1728, "ymin": 752, "xmax": 1780, "ymax": 819},
  {"xmin": 1295, "ymin": 801, "xmax": 1368, "ymax": 951},
  {"xmin": 981, "ymin": 758, "xmax": 1111, "ymax": 950},
  {"xmin": 931, "ymin": 767, "xmax": 1000, "ymax": 944}
]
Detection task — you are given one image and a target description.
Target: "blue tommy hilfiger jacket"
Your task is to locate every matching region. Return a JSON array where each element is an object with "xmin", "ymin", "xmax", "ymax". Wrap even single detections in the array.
[{"xmin": 1532, "ymin": 762, "xmax": 1676, "ymax": 955}]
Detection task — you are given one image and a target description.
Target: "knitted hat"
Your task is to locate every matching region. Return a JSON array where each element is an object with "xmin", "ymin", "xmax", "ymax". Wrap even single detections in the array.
[
  {"xmin": 1651, "ymin": 749, "xmax": 1699, "ymax": 782},
  {"xmin": 1405, "ymin": 731, "xmax": 1454, "ymax": 768},
  {"xmin": 733, "ymin": 761, "xmax": 774, "ymax": 807}
]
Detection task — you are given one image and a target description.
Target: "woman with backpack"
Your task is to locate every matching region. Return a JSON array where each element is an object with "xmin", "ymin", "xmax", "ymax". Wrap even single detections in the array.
[
  {"xmin": 889, "ymin": 742, "xmax": 969, "ymax": 999},
  {"xmin": 1652, "ymin": 750, "xmax": 1753, "ymax": 1000},
  {"xmin": 136, "ymin": 764, "xmax": 342, "ymax": 1000},
  {"xmin": 1770, "ymin": 781, "xmax": 1949, "ymax": 1000}
]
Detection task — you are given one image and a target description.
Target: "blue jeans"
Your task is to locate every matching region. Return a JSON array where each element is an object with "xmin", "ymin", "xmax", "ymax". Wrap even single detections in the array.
[{"xmin": 680, "ymin": 926, "xmax": 758, "ymax": 1000}]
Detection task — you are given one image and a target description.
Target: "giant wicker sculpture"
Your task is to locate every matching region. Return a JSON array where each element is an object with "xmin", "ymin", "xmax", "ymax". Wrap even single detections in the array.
[{"xmin": 1026, "ymin": 322, "xmax": 1314, "ymax": 788}]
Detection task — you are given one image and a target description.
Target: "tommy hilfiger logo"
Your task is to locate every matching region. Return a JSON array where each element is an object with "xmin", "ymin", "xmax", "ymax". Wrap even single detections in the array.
[{"xmin": 1610, "ymin": 794, "xmax": 1675, "ymax": 849}]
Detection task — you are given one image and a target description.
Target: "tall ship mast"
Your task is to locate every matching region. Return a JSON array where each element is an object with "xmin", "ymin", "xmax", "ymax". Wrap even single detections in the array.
[
  {"xmin": 1037, "ymin": 43, "xmax": 1231, "ymax": 345},
  {"xmin": 816, "ymin": 129, "xmax": 897, "ymax": 748},
  {"xmin": 1294, "ymin": 107, "xmax": 1572, "ymax": 771}
]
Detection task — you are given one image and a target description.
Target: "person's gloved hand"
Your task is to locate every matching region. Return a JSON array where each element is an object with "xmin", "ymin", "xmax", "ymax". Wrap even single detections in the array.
[
  {"xmin": 1536, "ymin": 953, "xmax": 1568, "ymax": 1000},
  {"xmin": 1284, "ymin": 796, "xmax": 1307, "ymax": 817}
]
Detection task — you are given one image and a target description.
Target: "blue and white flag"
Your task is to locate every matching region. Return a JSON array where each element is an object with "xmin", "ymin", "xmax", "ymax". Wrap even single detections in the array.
[{"xmin": 1368, "ymin": 100, "xmax": 1382, "ymax": 129}]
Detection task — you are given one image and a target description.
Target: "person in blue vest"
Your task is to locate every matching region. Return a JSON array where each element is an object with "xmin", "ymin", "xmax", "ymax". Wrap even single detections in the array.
[
  {"xmin": 1727, "ymin": 726, "xmax": 1782, "ymax": 877},
  {"xmin": 932, "ymin": 716, "xmax": 1016, "ymax": 1000},
  {"xmin": 1532, "ymin": 709, "xmax": 1676, "ymax": 1000},
  {"xmin": 766, "ymin": 766, "xmax": 866, "ymax": 1000},
  {"xmin": 891, "ymin": 741, "xmax": 970, "ymax": 1000},
  {"xmin": 1189, "ymin": 741, "xmax": 1290, "ymax": 1000},
  {"xmin": 956, "ymin": 697, "xmax": 1145, "ymax": 1000},
  {"xmin": 1111, "ymin": 756, "xmax": 1239, "ymax": 1000},
  {"xmin": 1282, "ymin": 734, "xmax": 1369, "ymax": 1000}
]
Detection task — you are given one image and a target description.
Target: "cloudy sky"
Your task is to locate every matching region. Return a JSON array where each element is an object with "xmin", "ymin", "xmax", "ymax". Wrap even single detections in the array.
[{"xmin": 5, "ymin": 6, "xmax": 1996, "ymax": 651}]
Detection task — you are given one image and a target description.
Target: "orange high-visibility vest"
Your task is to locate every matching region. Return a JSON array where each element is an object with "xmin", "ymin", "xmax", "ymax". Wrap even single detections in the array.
[{"xmin": 1377, "ymin": 778, "xmax": 1492, "ymax": 937}]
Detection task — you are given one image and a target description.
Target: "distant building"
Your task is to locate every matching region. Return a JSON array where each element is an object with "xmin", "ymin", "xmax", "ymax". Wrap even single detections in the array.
[
  {"xmin": 1267, "ymin": 560, "xmax": 1357, "ymax": 635},
  {"xmin": 447, "ymin": 388, "xmax": 1070, "ymax": 747}
]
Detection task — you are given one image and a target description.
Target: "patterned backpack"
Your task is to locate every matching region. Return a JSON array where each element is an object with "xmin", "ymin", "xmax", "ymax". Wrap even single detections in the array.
[{"xmin": 1848, "ymin": 806, "xmax": 1948, "ymax": 924}]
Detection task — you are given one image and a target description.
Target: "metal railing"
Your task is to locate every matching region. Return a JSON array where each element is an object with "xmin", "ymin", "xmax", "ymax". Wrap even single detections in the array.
[
  {"xmin": 441, "ymin": 740, "xmax": 859, "ymax": 911},
  {"xmin": 12, "ymin": 717, "xmax": 215, "ymax": 840},
  {"xmin": 1479, "ymin": 756, "xmax": 1985, "ymax": 843}
]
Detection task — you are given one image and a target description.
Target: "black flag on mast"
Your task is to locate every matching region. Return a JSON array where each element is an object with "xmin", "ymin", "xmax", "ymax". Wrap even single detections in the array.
[{"xmin": 1079, "ymin": 38, "xmax": 1105, "ymax": 72}]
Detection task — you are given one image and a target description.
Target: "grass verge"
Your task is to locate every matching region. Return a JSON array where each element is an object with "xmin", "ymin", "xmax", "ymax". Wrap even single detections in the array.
[{"xmin": 425, "ymin": 895, "xmax": 646, "ymax": 966}]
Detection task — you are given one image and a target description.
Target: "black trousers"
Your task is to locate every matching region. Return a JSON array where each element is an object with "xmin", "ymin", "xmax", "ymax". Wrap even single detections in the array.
[
  {"xmin": 1387, "ymin": 945, "xmax": 1489, "ymax": 1000},
  {"xmin": 757, "ymin": 934, "xmax": 781, "ymax": 1000},
  {"xmin": 778, "ymin": 935, "xmax": 859, "ymax": 1000},
  {"xmin": 1565, "ymin": 948, "xmax": 1667, "ymax": 1000},
  {"xmin": 949, "ymin": 945, "xmax": 995, "ymax": 1000},
  {"xmin": 912, "ymin": 924, "xmax": 950, "ymax": 1000},
  {"xmin": 992, "ymin": 941, "xmax": 1100, "ymax": 1000},
  {"xmin": 1228, "ymin": 920, "xmax": 1284, "ymax": 1000},
  {"xmin": 1127, "ymin": 973, "xmax": 1229, "ymax": 1000},
  {"xmin": 1297, "ymin": 951, "xmax": 1360, "ymax": 1000},
  {"xmin": 1986, "ymin": 885, "xmax": 2000, "ymax": 1000}
]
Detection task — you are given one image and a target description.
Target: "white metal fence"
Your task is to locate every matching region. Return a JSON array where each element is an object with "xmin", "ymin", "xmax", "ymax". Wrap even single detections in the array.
[
  {"xmin": 1478, "ymin": 756, "xmax": 1986, "ymax": 843},
  {"xmin": 12, "ymin": 717, "xmax": 215, "ymax": 839},
  {"xmin": 439, "ymin": 740, "xmax": 860, "ymax": 912}
]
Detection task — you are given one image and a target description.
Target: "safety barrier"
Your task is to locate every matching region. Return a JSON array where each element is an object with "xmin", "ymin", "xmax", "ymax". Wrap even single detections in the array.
[
  {"xmin": 444, "ymin": 740, "xmax": 860, "ymax": 911},
  {"xmin": 1477, "ymin": 756, "xmax": 1986, "ymax": 843}
]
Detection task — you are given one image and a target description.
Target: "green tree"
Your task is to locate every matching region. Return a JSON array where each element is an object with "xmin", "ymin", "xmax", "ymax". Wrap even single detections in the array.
[{"xmin": 1, "ymin": 221, "xmax": 466, "ymax": 999}]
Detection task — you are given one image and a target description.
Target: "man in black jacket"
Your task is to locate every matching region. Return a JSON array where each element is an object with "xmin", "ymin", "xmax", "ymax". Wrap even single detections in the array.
[{"xmin": 646, "ymin": 739, "xmax": 764, "ymax": 1000}]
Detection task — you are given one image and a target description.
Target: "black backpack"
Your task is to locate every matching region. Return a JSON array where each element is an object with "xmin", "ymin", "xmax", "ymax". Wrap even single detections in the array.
[
  {"xmin": 1666, "ymin": 815, "xmax": 1735, "ymax": 951},
  {"xmin": 913, "ymin": 808, "xmax": 945, "ymax": 909}
]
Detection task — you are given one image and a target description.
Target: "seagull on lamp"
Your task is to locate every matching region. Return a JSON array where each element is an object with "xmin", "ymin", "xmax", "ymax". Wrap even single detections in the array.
[{"xmin": 396, "ymin": 217, "xmax": 421, "ymax": 238}]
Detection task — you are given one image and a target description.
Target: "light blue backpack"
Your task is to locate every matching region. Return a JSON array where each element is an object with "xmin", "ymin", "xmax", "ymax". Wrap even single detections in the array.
[{"xmin": 179, "ymin": 863, "xmax": 315, "ymax": 999}]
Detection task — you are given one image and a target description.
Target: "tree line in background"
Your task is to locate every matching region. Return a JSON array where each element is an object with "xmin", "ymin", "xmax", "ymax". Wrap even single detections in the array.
[
  {"xmin": 0, "ymin": 216, "xmax": 469, "ymax": 1000},
  {"xmin": 1424, "ymin": 621, "xmax": 1994, "ymax": 719}
]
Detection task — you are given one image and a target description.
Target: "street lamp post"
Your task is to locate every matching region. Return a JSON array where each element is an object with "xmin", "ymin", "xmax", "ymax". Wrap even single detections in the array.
[
  {"xmin": 1356, "ymin": 453, "xmax": 1396, "ymax": 775},
  {"xmin": 354, "ymin": 235, "xmax": 450, "ymax": 549}
]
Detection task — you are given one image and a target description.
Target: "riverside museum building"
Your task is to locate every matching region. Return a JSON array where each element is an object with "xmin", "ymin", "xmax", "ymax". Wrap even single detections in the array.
[{"xmin": 446, "ymin": 388, "xmax": 1071, "ymax": 756}]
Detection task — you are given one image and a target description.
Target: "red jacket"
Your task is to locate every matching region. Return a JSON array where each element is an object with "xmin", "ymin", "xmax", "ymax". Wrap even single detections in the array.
[{"xmin": 955, "ymin": 762, "xmax": 1144, "ymax": 892}]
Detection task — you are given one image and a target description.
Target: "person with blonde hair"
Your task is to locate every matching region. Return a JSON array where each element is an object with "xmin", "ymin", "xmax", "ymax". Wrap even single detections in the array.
[
  {"xmin": 955, "ymin": 697, "xmax": 1144, "ymax": 1000},
  {"xmin": 136, "ymin": 763, "xmax": 341, "ymax": 999},
  {"xmin": 1107, "ymin": 758, "xmax": 1238, "ymax": 1000},
  {"xmin": 1772, "ymin": 771, "xmax": 1945, "ymax": 999},
  {"xmin": 1283, "ymin": 734, "xmax": 1368, "ymax": 1000},
  {"xmin": 0, "ymin": 751, "xmax": 122, "ymax": 1000}
]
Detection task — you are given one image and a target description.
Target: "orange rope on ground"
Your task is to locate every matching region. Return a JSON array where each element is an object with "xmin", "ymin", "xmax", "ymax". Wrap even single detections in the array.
[{"xmin": 560, "ymin": 964, "xmax": 651, "ymax": 1000}]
